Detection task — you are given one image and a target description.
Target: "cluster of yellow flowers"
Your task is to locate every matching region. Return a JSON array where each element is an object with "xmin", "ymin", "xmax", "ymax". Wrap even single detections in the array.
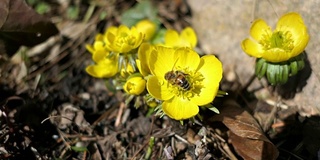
[
  {"xmin": 86, "ymin": 19, "xmax": 223, "ymax": 120},
  {"xmin": 86, "ymin": 11, "xmax": 310, "ymax": 121}
]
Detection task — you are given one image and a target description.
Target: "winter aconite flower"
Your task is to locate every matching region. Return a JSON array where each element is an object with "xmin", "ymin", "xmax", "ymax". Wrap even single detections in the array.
[
  {"xmin": 241, "ymin": 12, "xmax": 309, "ymax": 85},
  {"xmin": 86, "ymin": 50, "xmax": 118, "ymax": 78},
  {"xmin": 146, "ymin": 46, "xmax": 223, "ymax": 120},
  {"xmin": 135, "ymin": 19, "xmax": 157, "ymax": 41},
  {"xmin": 164, "ymin": 27, "xmax": 197, "ymax": 48},
  {"xmin": 105, "ymin": 25, "xmax": 144, "ymax": 53},
  {"xmin": 123, "ymin": 76, "xmax": 146, "ymax": 95},
  {"xmin": 241, "ymin": 12, "xmax": 309, "ymax": 63}
]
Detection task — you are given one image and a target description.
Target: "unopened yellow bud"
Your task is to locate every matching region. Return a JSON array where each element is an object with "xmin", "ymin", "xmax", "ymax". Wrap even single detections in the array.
[{"xmin": 123, "ymin": 76, "xmax": 146, "ymax": 95}]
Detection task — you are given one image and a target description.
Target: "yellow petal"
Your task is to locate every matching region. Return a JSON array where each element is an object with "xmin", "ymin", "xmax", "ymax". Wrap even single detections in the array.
[
  {"xmin": 118, "ymin": 25, "xmax": 130, "ymax": 33},
  {"xmin": 174, "ymin": 48, "xmax": 200, "ymax": 71},
  {"xmin": 291, "ymin": 35, "xmax": 308, "ymax": 57},
  {"xmin": 180, "ymin": 27, "xmax": 197, "ymax": 48},
  {"xmin": 277, "ymin": 12, "xmax": 307, "ymax": 36},
  {"xmin": 104, "ymin": 26, "xmax": 118, "ymax": 35},
  {"xmin": 92, "ymin": 50, "xmax": 109, "ymax": 63},
  {"xmin": 149, "ymin": 46, "xmax": 176, "ymax": 77},
  {"xmin": 164, "ymin": 29, "xmax": 180, "ymax": 47},
  {"xmin": 135, "ymin": 19, "xmax": 157, "ymax": 41},
  {"xmin": 136, "ymin": 59, "xmax": 143, "ymax": 75},
  {"xmin": 250, "ymin": 19, "xmax": 272, "ymax": 41},
  {"xmin": 137, "ymin": 43, "xmax": 153, "ymax": 76},
  {"xmin": 192, "ymin": 55, "xmax": 222, "ymax": 105},
  {"xmin": 93, "ymin": 41, "xmax": 104, "ymax": 51},
  {"xmin": 95, "ymin": 34, "xmax": 104, "ymax": 41},
  {"xmin": 262, "ymin": 49, "xmax": 288, "ymax": 62},
  {"xmin": 146, "ymin": 76, "xmax": 174, "ymax": 100},
  {"xmin": 277, "ymin": 12, "xmax": 309, "ymax": 57},
  {"xmin": 120, "ymin": 43, "xmax": 132, "ymax": 53},
  {"xmin": 105, "ymin": 26, "xmax": 117, "ymax": 41},
  {"xmin": 85, "ymin": 44, "xmax": 95, "ymax": 54},
  {"xmin": 162, "ymin": 96, "xmax": 199, "ymax": 120},
  {"xmin": 85, "ymin": 63, "xmax": 117, "ymax": 78},
  {"xmin": 241, "ymin": 38, "xmax": 263, "ymax": 58}
]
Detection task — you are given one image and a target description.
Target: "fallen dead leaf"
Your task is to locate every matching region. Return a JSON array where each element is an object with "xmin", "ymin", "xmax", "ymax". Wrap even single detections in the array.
[{"xmin": 210, "ymin": 99, "xmax": 279, "ymax": 160}]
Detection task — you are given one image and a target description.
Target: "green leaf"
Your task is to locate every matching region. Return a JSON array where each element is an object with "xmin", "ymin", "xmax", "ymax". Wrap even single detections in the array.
[
  {"xmin": 151, "ymin": 28, "xmax": 166, "ymax": 44},
  {"xmin": 67, "ymin": 6, "xmax": 79, "ymax": 20},
  {"xmin": 208, "ymin": 107, "xmax": 220, "ymax": 114},
  {"xmin": 71, "ymin": 146, "xmax": 87, "ymax": 152},
  {"xmin": 35, "ymin": 2, "xmax": 50, "ymax": 15},
  {"xmin": 121, "ymin": 0, "xmax": 158, "ymax": 27},
  {"xmin": 202, "ymin": 103, "xmax": 220, "ymax": 114}
]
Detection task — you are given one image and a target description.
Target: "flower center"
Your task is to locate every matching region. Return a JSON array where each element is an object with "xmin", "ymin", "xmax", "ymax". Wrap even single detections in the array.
[
  {"xmin": 165, "ymin": 68, "xmax": 204, "ymax": 100},
  {"xmin": 260, "ymin": 30, "xmax": 294, "ymax": 52},
  {"xmin": 115, "ymin": 33, "xmax": 137, "ymax": 48}
]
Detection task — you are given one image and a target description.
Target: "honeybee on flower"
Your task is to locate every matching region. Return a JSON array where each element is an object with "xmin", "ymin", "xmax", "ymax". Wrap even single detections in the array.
[{"xmin": 145, "ymin": 45, "xmax": 223, "ymax": 120}]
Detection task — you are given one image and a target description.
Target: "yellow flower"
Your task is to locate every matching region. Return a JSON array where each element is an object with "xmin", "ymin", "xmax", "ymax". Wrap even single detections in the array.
[
  {"xmin": 85, "ymin": 34, "xmax": 105, "ymax": 54},
  {"xmin": 146, "ymin": 46, "xmax": 223, "ymax": 120},
  {"xmin": 164, "ymin": 27, "xmax": 197, "ymax": 48},
  {"xmin": 85, "ymin": 50, "xmax": 118, "ymax": 78},
  {"xmin": 104, "ymin": 25, "xmax": 144, "ymax": 53},
  {"xmin": 135, "ymin": 19, "xmax": 157, "ymax": 41},
  {"xmin": 241, "ymin": 12, "xmax": 309, "ymax": 63},
  {"xmin": 123, "ymin": 76, "xmax": 146, "ymax": 95}
]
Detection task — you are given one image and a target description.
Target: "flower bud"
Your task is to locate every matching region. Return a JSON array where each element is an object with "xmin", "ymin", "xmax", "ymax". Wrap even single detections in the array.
[{"xmin": 123, "ymin": 76, "xmax": 146, "ymax": 95}]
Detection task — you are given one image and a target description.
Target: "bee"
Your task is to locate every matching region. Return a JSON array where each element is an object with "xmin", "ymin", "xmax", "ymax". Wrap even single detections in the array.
[
  {"xmin": 164, "ymin": 58, "xmax": 191, "ymax": 90},
  {"xmin": 164, "ymin": 70, "xmax": 191, "ymax": 90}
]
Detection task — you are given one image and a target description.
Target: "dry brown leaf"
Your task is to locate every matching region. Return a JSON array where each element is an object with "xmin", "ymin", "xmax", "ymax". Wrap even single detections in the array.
[
  {"xmin": 211, "ymin": 99, "xmax": 279, "ymax": 160},
  {"xmin": 0, "ymin": 0, "xmax": 59, "ymax": 56}
]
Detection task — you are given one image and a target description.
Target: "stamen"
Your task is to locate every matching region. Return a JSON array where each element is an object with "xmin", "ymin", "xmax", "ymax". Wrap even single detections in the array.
[{"xmin": 260, "ymin": 30, "xmax": 294, "ymax": 52}]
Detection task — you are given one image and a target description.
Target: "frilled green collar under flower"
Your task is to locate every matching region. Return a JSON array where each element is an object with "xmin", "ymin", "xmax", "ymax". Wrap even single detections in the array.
[
  {"xmin": 241, "ymin": 12, "xmax": 309, "ymax": 63},
  {"xmin": 146, "ymin": 46, "xmax": 223, "ymax": 120}
]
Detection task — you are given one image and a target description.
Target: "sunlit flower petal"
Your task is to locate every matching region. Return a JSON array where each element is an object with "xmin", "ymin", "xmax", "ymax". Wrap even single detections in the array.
[
  {"xmin": 191, "ymin": 55, "xmax": 222, "ymax": 105},
  {"xmin": 164, "ymin": 27, "xmax": 197, "ymax": 48},
  {"xmin": 147, "ymin": 76, "xmax": 174, "ymax": 100},
  {"xmin": 149, "ymin": 46, "xmax": 176, "ymax": 78},
  {"xmin": 137, "ymin": 43, "xmax": 154, "ymax": 76},
  {"xmin": 241, "ymin": 38, "xmax": 264, "ymax": 58},
  {"xmin": 135, "ymin": 19, "xmax": 157, "ymax": 41},
  {"xmin": 276, "ymin": 12, "xmax": 309, "ymax": 59},
  {"xmin": 164, "ymin": 30, "xmax": 180, "ymax": 47},
  {"xmin": 162, "ymin": 96, "xmax": 199, "ymax": 120},
  {"xmin": 250, "ymin": 19, "xmax": 272, "ymax": 41},
  {"xmin": 180, "ymin": 27, "xmax": 197, "ymax": 48},
  {"xmin": 174, "ymin": 47, "xmax": 200, "ymax": 71}
]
